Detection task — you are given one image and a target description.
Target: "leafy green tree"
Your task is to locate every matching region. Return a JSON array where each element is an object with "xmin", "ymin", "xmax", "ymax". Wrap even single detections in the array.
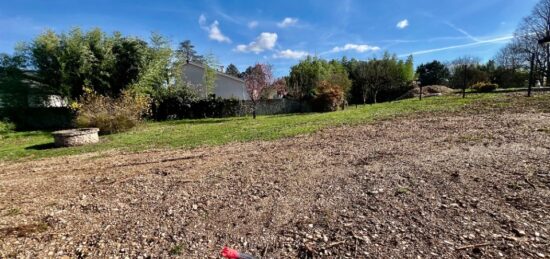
[
  {"xmin": 416, "ymin": 60, "xmax": 450, "ymax": 86},
  {"xmin": 202, "ymin": 52, "xmax": 218, "ymax": 98},
  {"xmin": 403, "ymin": 55, "xmax": 415, "ymax": 82},
  {"xmin": 0, "ymin": 51, "xmax": 32, "ymax": 108},
  {"xmin": 110, "ymin": 35, "xmax": 148, "ymax": 96},
  {"xmin": 448, "ymin": 56, "xmax": 488, "ymax": 97},
  {"xmin": 127, "ymin": 32, "xmax": 172, "ymax": 99},
  {"xmin": 288, "ymin": 56, "xmax": 332, "ymax": 99},
  {"xmin": 225, "ymin": 63, "xmax": 240, "ymax": 78},
  {"xmin": 25, "ymin": 28, "xmax": 154, "ymax": 100}
]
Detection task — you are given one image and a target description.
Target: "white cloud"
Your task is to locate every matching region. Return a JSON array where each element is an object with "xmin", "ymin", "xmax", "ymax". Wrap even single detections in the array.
[
  {"xmin": 198, "ymin": 14, "xmax": 207, "ymax": 26},
  {"xmin": 248, "ymin": 21, "xmax": 259, "ymax": 29},
  {"xmin": 331, "ymin": 44, "xmax": 381, "ymax": 53},
  {"xmin": 396, "ymin": 19, "xmax": 409, "ymax": 29},
  {"xmin": 198, "ymin": 14, "xmax": 231, "ymax": 43},
  {"xmin": 235, "ymin": 32, "xmax": 278, "ymax": 54},
  {"xmin": 277, "ymin": 17, "xmax": 298, "ymax": 28},
  {"xmin": 273, "ymin": 49, "xmax": 309, "ymax": 59},
  {"xmin": 445, "ymin": 22, "xmax": 479, "ymax": 42}
]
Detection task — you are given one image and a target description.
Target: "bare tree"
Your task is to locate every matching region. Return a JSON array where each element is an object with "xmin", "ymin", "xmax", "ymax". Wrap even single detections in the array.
[{"xmin": 512, "ymin": 0, "xmax": 550, "ymax": 87}]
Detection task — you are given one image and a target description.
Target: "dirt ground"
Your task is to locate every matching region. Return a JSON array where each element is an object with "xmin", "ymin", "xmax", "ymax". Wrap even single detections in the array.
[{"xmin": 1, "ymin": 96, "xmax": 550, "ymax": 258}]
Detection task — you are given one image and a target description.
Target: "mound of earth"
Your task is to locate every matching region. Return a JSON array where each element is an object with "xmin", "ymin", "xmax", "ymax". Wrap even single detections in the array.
[
  {"xmin": 398, "ymin": 85, "xmax": 455, "ymax": 100},
  {"xmin": 1, "ymin": 95, "xmax": 549, "ymax": 258}
]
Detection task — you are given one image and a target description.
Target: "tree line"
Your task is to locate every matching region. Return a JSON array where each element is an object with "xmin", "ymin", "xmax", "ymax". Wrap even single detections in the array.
[{"xmin": 0, "ymin": 28, "xmax": 251, "ymax": 109}]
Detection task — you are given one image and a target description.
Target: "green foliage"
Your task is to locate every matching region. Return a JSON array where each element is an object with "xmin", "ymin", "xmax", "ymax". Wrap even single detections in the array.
[
  {"xmin": 176, "ymin": 40, "xmax": 204, "ymax": 63},
  {"xmin": 492, "ymin": 67, "xmax": 529, "ymax": 88},
  {"xmin": 448, "ymin": 56, "xmax": 489, "ymax": 89},
  {"xmin": 0, "ymin": 52, "xmax": 33, "ymax": 108},
  {"xmin": 416, "ymin": 60, "xmax": 450, "ymax": 86},
  {"xmin": 353, "ymin": 52, "xmax": 410, "ymax": 103},
  {"xmin": 402, "ymin": 55, "xmax": 415, "ymax": 82},
  {"xmin": 471, "ymin": 82, "xmax": 498, "ymax": 92},
  {"xmin": 74, "ymin": 89, "xmax": 151, "ymax": 134},
  {"xmin": 202, "ymin": 53, "xmax": 218, "ymax": 98},
  {"xmin": 25, "ymin": 28, "xmax": 155, "ymax": 100},
  {"xmin": 128, "ymin": 32, "xmax": 172, "ymax": 99},
  {"xmin": 288, "ymin": 56, "xmax": 351, "ymax": 105},
  {"xmin": 0, "ymin": 120, "xmax": 15, "ymax": 134},
  {"xmin": 225, "ymin": 63, "xmax": 240, "ymax": 78}
]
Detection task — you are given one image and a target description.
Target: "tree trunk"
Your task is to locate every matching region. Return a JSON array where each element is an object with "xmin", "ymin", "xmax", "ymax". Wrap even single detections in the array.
[
  {"xmin": 546, "ymin": 45, "xmax": 550, "ymax": 86},
  {"xmin": 419, "ymin": 85, "xmax": 423, "ymax": 101},
  {"xmin": 462, "ymin": 65, "xmax": 467, "ymax": 99},
  {"xmin": 529, "ymin": 52, "xmax": 535, "ymax": 97},
  {"xmin": 373, "ymin": 91, "xmax": 378, "ymax": 104},
  {"xmin": 252, "ymin": 104, "xmax": 257, "ymax": 119}
]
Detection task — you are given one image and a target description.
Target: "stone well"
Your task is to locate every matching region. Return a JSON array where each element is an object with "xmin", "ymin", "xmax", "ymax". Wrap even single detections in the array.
[{"xmin": 52, "ymin": 128, "xmax": 100, "ymax": 147}]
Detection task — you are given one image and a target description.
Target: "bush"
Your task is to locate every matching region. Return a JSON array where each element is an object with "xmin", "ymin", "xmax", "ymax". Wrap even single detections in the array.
[
  {"xmin": 73, "ymin": 89, "xmax": 150, "ymax": 134},
  {"xmin": 0, "ymin": 107, "xmax": 74, "ymax": 130},
  {"xmin": 0, "ymin": 119, "xmax": 15, "ymax": 134},
  {"xmin": 471, "ymin": 82, "xmax": 498, "ymax": 92},
  {"xmin": 312, "ymin": 80, "xmax": 345, "ymax": 112},
  {"xmin": 153, "ymin": 90, "xmax": 242, "ymax": 120}
]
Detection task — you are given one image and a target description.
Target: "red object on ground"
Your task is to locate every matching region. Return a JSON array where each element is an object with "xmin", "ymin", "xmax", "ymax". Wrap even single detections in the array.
[{"xmin": 221, "ymin": 247, "xmax": 240, "ymax": 259}]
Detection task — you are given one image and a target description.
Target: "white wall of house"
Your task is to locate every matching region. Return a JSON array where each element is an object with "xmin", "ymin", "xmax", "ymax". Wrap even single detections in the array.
[{"xmin": 182, "ymin": 62, "xmax": 249, "ymax": 100}]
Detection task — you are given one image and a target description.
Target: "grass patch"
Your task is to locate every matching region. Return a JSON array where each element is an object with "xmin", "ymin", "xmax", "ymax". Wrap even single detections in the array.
[
  {"xmin": 0, "ymin": 222, "xmax": 49, "ymax": 238},
  {"xmin": 169, "ymin": 244, "xmax": 184, "ymax": 255},
  {"xmin": 0, "ymin": 93, "xmax": 540, "ymax": 162},
  {"xmin": 3, "ymin": 208, "xmax": 21, "ymax": 217}
]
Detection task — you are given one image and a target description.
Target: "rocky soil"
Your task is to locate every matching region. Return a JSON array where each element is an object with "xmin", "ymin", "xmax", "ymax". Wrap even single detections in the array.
[{"xmin": 1, "ymin": 95, "xmax": 549, "ymax": 258}]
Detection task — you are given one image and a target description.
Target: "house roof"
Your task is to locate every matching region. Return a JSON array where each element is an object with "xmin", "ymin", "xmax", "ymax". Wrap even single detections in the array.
[{"xmin": 184, "ymin": 61, "xmax": 245, "ymax": 83}]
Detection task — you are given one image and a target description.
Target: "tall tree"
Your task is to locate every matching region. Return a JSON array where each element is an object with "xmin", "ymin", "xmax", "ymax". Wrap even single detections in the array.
[
  {"xmin": 225, "ymin": 63, "xmax": 240, "ymax": 77},
  {"xmin": 416, "ymin": 60, "xmax": 450, "ymax": 86},
  {"xmin": 0, "ymin": 51, "xmax": 32, "ymax": 108},
  {"xmin": 245, "ymin": 63, "xmax": 273, "ymax": 119},
  {"xmin": 176, "ymin": 40, "xmax": 204, "ymax": 63},
  {"xmin": 202, "ymin": 52, "xmax": 218, "ymax": 98}
]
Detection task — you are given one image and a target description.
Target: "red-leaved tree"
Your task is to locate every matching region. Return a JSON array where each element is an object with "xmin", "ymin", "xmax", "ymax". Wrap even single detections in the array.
[{"xmin": 244, "ymin": 63, "xmax": 273, "ymax": 119}]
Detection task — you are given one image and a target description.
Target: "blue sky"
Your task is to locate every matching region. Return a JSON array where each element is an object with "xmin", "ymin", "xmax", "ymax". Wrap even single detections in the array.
[{"xmin": 0, "ymin": 0, "xmax": 538, "ymax": 76}]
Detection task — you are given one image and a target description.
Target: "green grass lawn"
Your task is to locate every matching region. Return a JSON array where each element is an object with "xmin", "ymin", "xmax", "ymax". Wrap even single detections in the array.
[{"xmin": 0, "ymin": 94, "xmax": 520, "ymax": 162}]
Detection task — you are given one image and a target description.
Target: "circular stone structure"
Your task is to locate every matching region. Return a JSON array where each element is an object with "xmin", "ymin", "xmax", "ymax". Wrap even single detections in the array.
[{"xmin": 52, "ymin": 128, "xmax": 100, "ymax": 147}]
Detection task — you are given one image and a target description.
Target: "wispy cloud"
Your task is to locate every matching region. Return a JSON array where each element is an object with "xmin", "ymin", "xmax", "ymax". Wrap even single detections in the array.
[
  {"xmin": 398, "ymin": 34, "xmax": 513, "ymax": 57},
  {"xmin": 198, "ymin": 14, "xmax": 231, "ymax": 43},
  {"xmin": 273, "ymin": 49, "xmax": 309, "ymax": 59},
  {"xmin": 331, "ymin": 43, "xmax": 381, "ymax": 53},
  {"xmin": 396, "ymin": 19, "xmax": 409, "ymax": 29},
  {"xmin": 235, "ymin": 32, "xmax": 278, "ymax": 53},
  {"xmin": 277, "ymin": 17, "xmax": 298, "ymax": 28},
  {"xmin": 445, "ymin": 22, "xmax": 479, "ymax": 42},
  {"xmin": 248, "ymin": 21, "xmax": 259, "ymax": 29}
]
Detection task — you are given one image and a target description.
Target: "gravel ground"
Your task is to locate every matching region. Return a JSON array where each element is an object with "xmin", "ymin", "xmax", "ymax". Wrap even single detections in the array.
[{"xmin": 1, "ymin": 96, "xmax": 550, "ymax": 258}]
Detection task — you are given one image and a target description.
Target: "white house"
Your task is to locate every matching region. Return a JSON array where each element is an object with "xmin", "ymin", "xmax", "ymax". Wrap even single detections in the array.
[{"xmin": 182, "ymin": 61, "xmax": 249, "ymax": 100}]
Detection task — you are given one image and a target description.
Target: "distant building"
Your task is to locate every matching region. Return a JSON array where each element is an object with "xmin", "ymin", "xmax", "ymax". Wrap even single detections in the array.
[{"xmin": 182, "ymin": 61, "xmax": 249, "ymax": 100}]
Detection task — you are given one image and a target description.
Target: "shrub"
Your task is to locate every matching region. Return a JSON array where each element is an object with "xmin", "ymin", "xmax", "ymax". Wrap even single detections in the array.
[
  {"xmin": 73, "ymin": 89, "xmax": 150, "ymax": 134},
  {"xmin": 0, "ymin": 119, "xmax": 15, "ymax": 134},
  {"xmin": 312, "ymin": 80, "xmax": 345, "ymax": 112},
  {"xmin": 153, "ymin": 93, "xmax": 242, "ymax": 120},
  {"xmin": 471, "ymin": 82, "xmax": 498, "ymax": 93}
]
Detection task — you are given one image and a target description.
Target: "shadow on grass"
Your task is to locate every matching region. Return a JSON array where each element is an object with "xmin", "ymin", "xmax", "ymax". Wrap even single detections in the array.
[{"xmin": 25, "ymin": 143, "xmax": 57, "ymax": 150}]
